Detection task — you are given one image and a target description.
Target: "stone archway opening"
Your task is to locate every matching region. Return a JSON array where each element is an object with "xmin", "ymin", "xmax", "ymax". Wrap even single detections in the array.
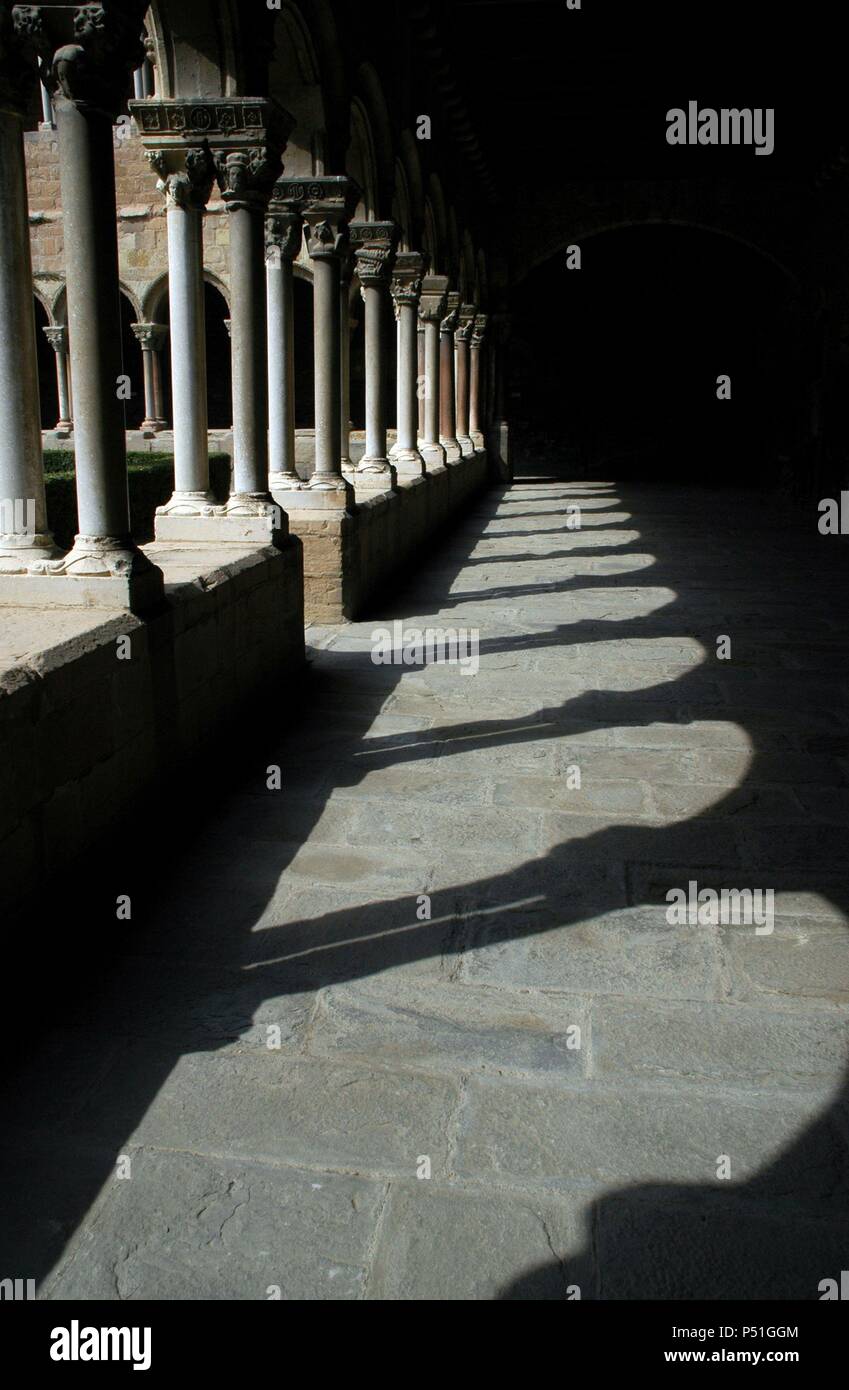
[
  {"xmin": 33, "ymin": 297, "xmax": 59, "ymax": 431},
  {"xmin": 510, "ymin": 224, "xmax": 819, "ymax": 488}
]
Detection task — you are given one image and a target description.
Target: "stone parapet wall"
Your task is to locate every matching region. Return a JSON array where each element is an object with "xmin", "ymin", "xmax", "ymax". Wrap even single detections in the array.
[{"xmin": 0, "ymin": 538, "xmax": 304, "ymax": 918}]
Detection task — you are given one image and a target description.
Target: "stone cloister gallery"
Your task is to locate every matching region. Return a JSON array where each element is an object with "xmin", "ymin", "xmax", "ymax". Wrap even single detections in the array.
[{"xmin": 0, "ymin": 0, "xmax": 848, "ymax": 1312}]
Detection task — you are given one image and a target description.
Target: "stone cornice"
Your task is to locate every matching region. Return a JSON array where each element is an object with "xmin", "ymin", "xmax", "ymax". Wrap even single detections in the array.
[
  {"xmin": 272, "ymin": 175, "xmax": 360, "ymax": 221},
  {"xmin": 418, "ymin": 273, "xmax": 449, "ymax": 325}
]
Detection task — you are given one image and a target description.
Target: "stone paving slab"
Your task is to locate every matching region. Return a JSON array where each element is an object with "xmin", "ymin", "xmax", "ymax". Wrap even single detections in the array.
[{"xmin": 4, "ymin": 477, "xmax": 849, "ymax": 1300}]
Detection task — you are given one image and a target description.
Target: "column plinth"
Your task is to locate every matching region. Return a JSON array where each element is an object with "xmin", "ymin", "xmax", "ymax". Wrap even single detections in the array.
[
  {"xmin": 390, "ymin": 251, "xmax": 427, "ymax": 477},
  {"xmin": 418, "ymin": 275, "xmax": 449, "ymax": 471},
  {"xmin": 439, "ymin": 292, "xmax": 461, "ymax": 462}
]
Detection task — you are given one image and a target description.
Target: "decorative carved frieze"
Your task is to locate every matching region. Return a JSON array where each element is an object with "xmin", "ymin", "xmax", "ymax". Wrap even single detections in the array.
[{"xmin": 277, "ymin": 175, "xmax": 359, "ymax": 262}]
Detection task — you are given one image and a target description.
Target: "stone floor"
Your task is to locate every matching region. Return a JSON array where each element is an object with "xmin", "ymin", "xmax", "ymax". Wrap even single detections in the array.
[{"xmin": 3, "ymin": 469, "xmax": 849, "ymax": 1299}]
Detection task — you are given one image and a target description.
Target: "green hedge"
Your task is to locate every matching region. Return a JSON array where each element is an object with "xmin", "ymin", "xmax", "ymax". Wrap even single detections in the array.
[{"xmin": 43, "ymin": 452, "xmax": 232, "ymax": 548}]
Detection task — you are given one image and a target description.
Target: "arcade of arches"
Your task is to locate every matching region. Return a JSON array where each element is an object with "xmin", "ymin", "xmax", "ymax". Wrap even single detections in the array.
[{"xmin": 1, "ymin": 1, "xmax": 849, "ymax": 1302}]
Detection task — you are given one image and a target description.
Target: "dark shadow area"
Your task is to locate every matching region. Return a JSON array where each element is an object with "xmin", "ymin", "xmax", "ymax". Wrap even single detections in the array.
[{"xmin": 2, "ymin": 464, "xmax": 849, "ymax": 1299}]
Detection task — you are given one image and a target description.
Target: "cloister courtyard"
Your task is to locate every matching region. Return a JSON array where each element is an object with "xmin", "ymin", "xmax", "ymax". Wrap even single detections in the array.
[{"xmin": 1, "ymin": 0, "xmax": 848, "ymax": 1306}]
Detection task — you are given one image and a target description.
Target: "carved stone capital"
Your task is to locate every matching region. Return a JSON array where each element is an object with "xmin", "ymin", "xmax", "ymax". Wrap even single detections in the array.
[
  {"xmin": 276, "ymin": 176, "xmax": 359, "ymax": 262},
  {"xmin": 42, "ymin": 323, "xmax": 68, "ymax": 354},
  {"xmin": 456, "ymin": 304, "xmax": 478, "ymax": 342},
  {"xmin": 391, "ymin": 250, "xmax": 427, "ymax": 309},
  {"xmin": 351, "ymin": 222, "xmax": 398, "ymax": 290},
  {"xmin": 471, "ymin": 312, "xmax": 488, "ymax": 347},
  {"xmin": 131, "ymin": 321, "xmax": 168, "ymax": 352},
  {"xmin": 440, "ymin": 291, "xmax": 461, "ymax": 334},
  {"xmin": 143, "ymin": 144, "xmax": 216, "ymax": 212},
  {"xmin": 265, "ymin": 209, "xmax": 302, "ymax": 267},
  {"xmin": 0, "ymin": 2, "xmax": 48, "ymax": 114},
  {"xmin": 40, "ymin": 1, "xmax": 147, "ymax": 118},
  {"xmin": 418, "ymin": 273, "xmax": 449, "ymax": 325}
]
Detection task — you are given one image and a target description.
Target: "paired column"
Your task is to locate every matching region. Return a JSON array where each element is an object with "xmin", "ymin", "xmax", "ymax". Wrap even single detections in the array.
[
  {"xmin": 470, "ymin": 313, "xmax": 488, "ymax": 451},
  {"xmin": 31, "ymin": 3, "xmax": 160, "ymax": 608},
  {"xmin": 131, "ymin": 322, "xmax": 168, "ymax": 435},
  {"xmin": 417, "ymin": 320, "xmax": 426, "ymax": 446},
  {"xmin": 390, "ymin": 252, "xmax": 426, "ymax": 477},
  {"xmin": 350, "ymin": 222, "xmax": 398, "ymax": 490},
  {"xmin": 0, "ymin": 17, "xmax": 58, "ymax": 574},
  {"xmin": 417, "ymin": 275, "xmax": 449, "ymax": 471},
  {"xmin": 275, "ymin": 176, "xmax": 359, "ymax": 512},
  {"xmin": 43, "ymin": 325, "xmax": 73, "ymax": 435},
  {"xmin": 455, "ymin": 304, "xmax": 477, "ymax": 457},
  {"xmin": 265, "ymin": 204, "xmax": 303, "ymax": 493},
  {"xmin": 439, "ymin": 292, "xmax": 461, "ymax": 462}
]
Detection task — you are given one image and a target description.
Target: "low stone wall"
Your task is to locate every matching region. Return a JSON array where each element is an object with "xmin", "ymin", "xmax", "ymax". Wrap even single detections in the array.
[
  {"xmin": 0, "ymin": 538, "xmax": 304, "ymax": 919},
  {"xmin": 288, "ymin": 453, "xmax": 488, "ymax": 623}
]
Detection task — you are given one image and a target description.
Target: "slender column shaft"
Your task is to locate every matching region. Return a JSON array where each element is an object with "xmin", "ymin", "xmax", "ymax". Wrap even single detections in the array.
[
  {"xmin": 267, "ymin": 246, "xmax": 299, "ymax": 486},
  {"xmin": 340, "ymin": 271, "xmax": 352, "ymax": 468},
  {"xmin": 396, "ymin": 301, "xmax": 419, "ymax": 453},
  {"xmin": 312, "ymin": 253, "xmax": 342, "ymax": 479},
  {"xmin": 44, "ymin": 326, "xmax": 73, "ymax": 431},
  {"xmin": 0, "ymin": 107, "xmax": 54, "ymax": 565},
  {"xmin": 361, "ymin": 281, "xmax": 389, "ymax": 465},
  {"xmin": 423, "ymin": 319, "xmax": 441, "ymax": 445},
  {"xmin": 470, "ymin": 318, "xmax": 487, "ymax": 447},
  {"xmin": 56, "ymin": 97, "xmax": 131, "ymax": 541},
  {"xmin": 167, "ymin": 202, "xmax": 210, "ymax": 493},
  {"xmin": 456, "ymin": 338, "xmax": 470, "ymax": 433},
  {"xmin": 440, "ymin": 305, "xmax": 460, "ymax": 461},
  {"xmin": 417, "ymin": 323, "xmax": 426, "ymax": 439},
  {"xmin": 151, "ymin": 343, "xmax": 165, "ymax": 423},
  {"xmin": 229, "ymin": 204, "xmax": 269, "ymax": 497}
]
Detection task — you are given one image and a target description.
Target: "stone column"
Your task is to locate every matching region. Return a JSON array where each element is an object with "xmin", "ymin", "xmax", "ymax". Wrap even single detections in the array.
[
  {"xmin": 0, "ymin": 10, "xmax": 58, "ymax": 574},
  {"xmin": 350, "ymin": 222, "xmax": 398, "ymax": 490},
  {"xmin": 439, "ymin": 292, "xmax": 461, "ymax": 462},
  {"xmin": 131, "ymin": 110, "xmax": 221, "ymax": 532},
  {"xmin": 417, "ymin": 320, "xmax": 426, "ymax": 444},
  {"xmin": 470, "ymin": 312, "xmax": 488, "ymax": 451},
  {"xmin": 43, "ymin": 325, "xmax": 73, "ymax": 435},
  {"xmin": 212, "ymin": 102, "xmax": 290, "ymax": 530},
  {"xmin": 30, "ymin": 2, "xmax": 160, "ymax": 608},
  {"xmin": 455, "ymin": 303, "xmax": 476, "ymax": 457},
  {"xmin": 265, "ymin": 204, "xmax": 303, "ymax": 493},
  {"xmin": 390, "ymin": 251, "xmax": 426, "ymax": 477},
  {"xmin": 418, "ymin": 275, "xmax": 448, "ymax": 471},
  {"xmin": 276, "ymin": 177, "xmax": 358, "ymax": 512},
  {"xmin": 339, "ymin": 246, "xmax": 354, "ymax": 471},
  {"xmin": 131, "ymin": 322, "xmax": 168, "ymax": 435}
]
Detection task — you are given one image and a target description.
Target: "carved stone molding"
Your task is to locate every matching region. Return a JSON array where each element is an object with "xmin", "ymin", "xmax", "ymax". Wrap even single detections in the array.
[
  {"xmin": 143, "ymin": 144, "xmax": 216, "ymax": 212},
  {"xmin": 275, "ymin": 176, "xmax": 359, "ymax": 260},
  {"xmin": 418, "ymin": 273, "xmax": 450, "ymax": 325},
  {"xmin": 471, "ymin": 312, "xmax": 488, "ymax": 347}
]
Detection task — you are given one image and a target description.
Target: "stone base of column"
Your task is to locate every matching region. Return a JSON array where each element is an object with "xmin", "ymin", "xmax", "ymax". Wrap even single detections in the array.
[
  {"xmin": 348, "ymin": 457, "xmax": 398, "ymax": 492},
  {"xmin": 420, "ymin": 441, "xmax": 447, "ymax": 472},
  {"xmin": 154, "ymin": 511, "xmax": 287, "ymax": 546},
  {"xmin": 269, "ymin": 471, "xmax": 305, "ymax": 493},
  {"xmin": 440, "ymin": 436, "xmax": 463, "ymax": 463},
  {"xmin": 141, "ymin": 418, "xmax": 167, "ymax": 437},
  {"xmin": 285, "ymin": 475, "xmax": 355, "ymax": 512},
  {"xmin": 457, "ymin": 434, "xmax": 476, "ymax": 458},
  {"xmin": 391, "ymin": 447, "xmax": 426, "ymax": 478},
  {"xmin": 4, "ymin": 536, "xmax": 164, "ymax": 613},
  {"xmin": 0, "ymin": 532, "xmax": 63, "ymax": 574},
  {"xmin": 471, "ymin": 430, "xmax": 486, "ymax": 451},
  {"xmin": 158, "ymin": 490, "xmax": 218, "ymax": 516},
  {"xmin": 54, "ymin": 419, "xmax": 74, "ymax": 438}
]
